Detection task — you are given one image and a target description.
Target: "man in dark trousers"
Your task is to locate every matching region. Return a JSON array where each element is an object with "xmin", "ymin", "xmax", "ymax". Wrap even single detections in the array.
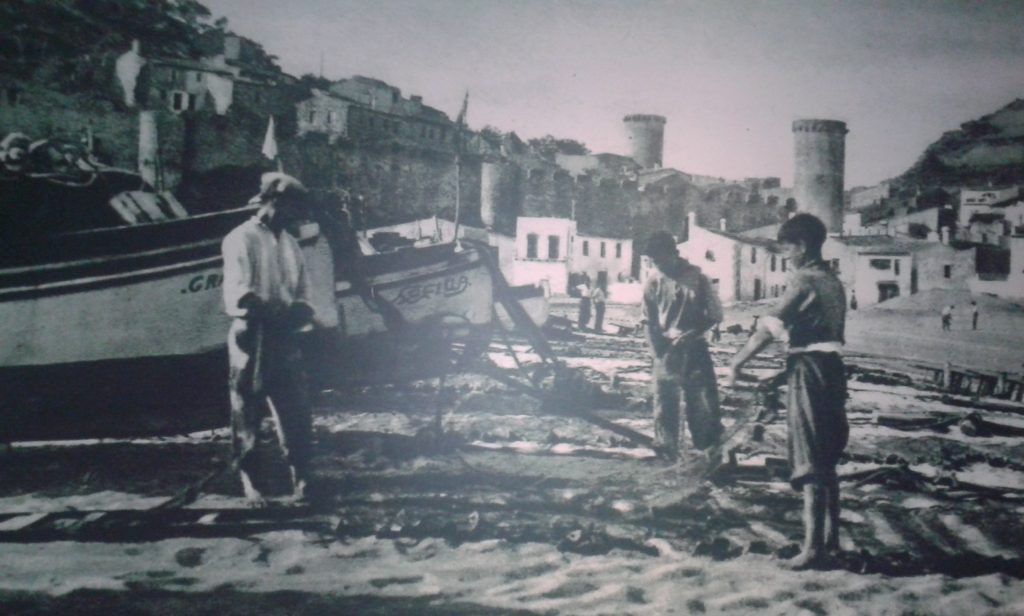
[
  {"xmin": 222, "ymin": 173, "xmax": 316, "ymax": 506},
  {"xmin": 577, "ymin": 273, "xmax": 592, "ymax": 331},
  {"xmin": 727, "ymin": 214, "xmax": 848, "ymax": 570},
  {"xmin": 642, "ymin": 231, "xmax": 724, "ymax": 460}
]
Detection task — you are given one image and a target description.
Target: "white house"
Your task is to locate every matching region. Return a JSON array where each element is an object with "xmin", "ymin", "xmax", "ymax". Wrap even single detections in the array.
[
  {"xmin": 297, "ymin": 89, "xmax": 351, "ymax": 143},
  {"xmin": 574, "ymin": 233, "xmax": 634, "ymax": 286},
  {"xmin": 823, "ymin": 235, "xmax": 976, "ymax": 307},
  {"xmin": 971, "ymin": 235, "xmax": 1024, "ymax": 299},
  {"xmin": 677, "ymin": 213, "xmax": 788, "ymax": 305},
  {"xmin": 509, "ymin": 217, "xmax": 634, "ymax": 296},
  {"xmin": 512, "ymin": 217, "xmax": 576, "ymax": 294},
  {"xmin": 959, "ymin": 187, "xmax": 1021, "ymax": 227}
]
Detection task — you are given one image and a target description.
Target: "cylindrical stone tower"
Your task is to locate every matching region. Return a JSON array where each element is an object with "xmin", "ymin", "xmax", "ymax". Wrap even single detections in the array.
[
  {"xmin": 792, "ymin": 119, "xmax": 847, "ymax": 234},
  {"xmin": 623, "ymin": 114, "xmax": 666, "ymax": 169}
]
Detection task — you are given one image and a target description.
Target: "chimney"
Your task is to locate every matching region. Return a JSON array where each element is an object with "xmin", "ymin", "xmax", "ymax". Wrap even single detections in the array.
[
  {"xmin": 224, "ymin": 35, "xmax": 241, "ymax": 61},
  {"xmin": 719, "ymin": 218, "xmax": 728, "ymax": 232}
]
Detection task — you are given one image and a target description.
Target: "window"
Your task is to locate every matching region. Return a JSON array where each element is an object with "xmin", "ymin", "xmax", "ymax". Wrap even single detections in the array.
[
  {"xmin": 307, "ymin": 110, "xmax": 316, "ymax": 124},
  {"xmin": 193, "ymin": 72, "xmax": 202, "ymax": 83},
  {"xmin": 869, "ymin": 258, "xmax": 892, "ymax": 270},
  {"xmin": 944, "ymin": 264, "xmax": 952, "ymax": 279},
  {"xmin": 705, "ymin": 250, "xmax": 715, "ymax": 262},
  {"xmin": 582, "ymin": 240, "xmax": 589, "ymax": 256},
  {"xmin": 327, "ymin": 110, "xmax": 337, "ymax": 126},
  {"xmin": 526, "ymin": 234, "xmax": 538, "ymax": 259},
  {"xmin": 894, "ymin": 259, "xmax": 900, "ymax": 275},
  {"xmin": 751, "ymin": 247, "xmax": 757, "ymax": 263},
  {"xmin": 600, "ymin": 242, "xmax": 606, "ymax": 258},
  {"xmin": 830, "ymin": 259, "xmax": 840, "ymax": 273},
  {"xmin": 782, "ymin": 258, "xmax": 787, "ymax": 272},
  {"xmin": 616, "ymin": 242, "xmax": 622, "ymax": 258},
  {"xmin": 548, "ymin": 235, "xmax": 560, "ymax": 260},
  {"xmin": 170, "ymin": 91, "xmax": 193, "ymax": 112},
  {"xmin": 771, "ymin": 255, "xmax": 777, "ymax": 272}
]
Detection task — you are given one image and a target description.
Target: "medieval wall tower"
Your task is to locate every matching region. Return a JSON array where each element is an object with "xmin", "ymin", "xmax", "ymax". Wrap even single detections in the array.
[
  {"xmin": 623, "ymin": 114, "xmax": 666, "ymax": 170},
  {"xmin": 792, "ymin": 119, "xmax": 847, "ymax": 234}
]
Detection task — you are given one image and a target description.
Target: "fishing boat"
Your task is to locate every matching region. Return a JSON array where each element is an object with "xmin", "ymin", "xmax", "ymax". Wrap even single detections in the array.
[{"xmin": 0, "ymin": 163, "xmax": 499, "ymax": 440}]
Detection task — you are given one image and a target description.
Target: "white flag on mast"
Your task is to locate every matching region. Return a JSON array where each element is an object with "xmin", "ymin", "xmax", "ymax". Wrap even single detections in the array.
[{"xmin": 261, "ymin": 115, "xmax": 278, "ymax": 161}]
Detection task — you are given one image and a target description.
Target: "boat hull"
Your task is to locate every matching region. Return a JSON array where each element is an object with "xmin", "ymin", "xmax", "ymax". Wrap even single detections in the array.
[{"xmin": 1, "ymin": 227, "xmax": 495, "ymax": 440}]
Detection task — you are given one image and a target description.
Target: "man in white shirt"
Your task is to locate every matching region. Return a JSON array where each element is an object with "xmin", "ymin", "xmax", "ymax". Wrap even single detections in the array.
[{"xmin": 222, "ymin": 173, "xmax": 315, "ymax": 505}]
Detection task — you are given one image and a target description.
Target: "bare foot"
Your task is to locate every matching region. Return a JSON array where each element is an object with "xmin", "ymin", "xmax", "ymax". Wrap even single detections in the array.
[
  {"xmin": 784, "ymin": 550, "xmax": 836, "ymax": 571},
  {"xmin": 240, "ymin": 471, "xmax": 267, "ymax": 508},
  {"xmin": 245, "ymin": 494, "xmax": 269, "ymax": 508},
  {"xmin": 282, "ymin": 479, "xmax": 308, "ymax": 505}
]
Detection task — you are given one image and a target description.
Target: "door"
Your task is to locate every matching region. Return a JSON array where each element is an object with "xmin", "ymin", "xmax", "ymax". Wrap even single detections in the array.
[
  {"xmin": 877, "ymin": 282, "xmax": 900, "ymax": 303},
  {"xmin": 753, "ymin": 278, "xmax": 762, "ymax": 300}
]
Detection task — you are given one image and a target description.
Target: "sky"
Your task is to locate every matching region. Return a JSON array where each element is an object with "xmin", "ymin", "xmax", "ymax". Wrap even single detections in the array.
[{"xmin": 203, "ymin": 0, "xmax": 1024, "ymax": 188}]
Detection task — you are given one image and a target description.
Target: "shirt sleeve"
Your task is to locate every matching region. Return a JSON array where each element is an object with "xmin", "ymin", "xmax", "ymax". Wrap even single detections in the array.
[
  {"xmin": 642, "ymin": 279, "xmax": 666, "ymax": 352},
  {"xmin": 763, "ymin": 273, "xmax": 809, "ymax": 338},
  {"xmin": 288, "ymin": 234, "xmax": 314, "ymax": 308},
  {"xmin": 221, "ymin": 232, "xmax": 256, "ymax": 318},
  {"xmin": 702, "ymin": 275, "xmax": 723, "ymax": 325}
]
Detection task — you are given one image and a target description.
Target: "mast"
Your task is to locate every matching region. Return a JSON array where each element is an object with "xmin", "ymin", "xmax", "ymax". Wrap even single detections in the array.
[{"xmin": 452, "ymin": 91, "xmax": 469, "ymax": 246}]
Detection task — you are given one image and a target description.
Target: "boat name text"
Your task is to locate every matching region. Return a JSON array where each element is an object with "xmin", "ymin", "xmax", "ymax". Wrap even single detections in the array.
[
  {"xmin": 181, "ymin": 273, "xmax": 223, "ymax": 294},
  {"xmin": 394, "ymin": 274, "xmax": 470, "ymax": 305}
]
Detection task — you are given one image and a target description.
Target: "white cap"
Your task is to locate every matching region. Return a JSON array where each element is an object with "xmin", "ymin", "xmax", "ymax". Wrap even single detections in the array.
[{"xmin": 258, "ymin": 172, "xmax": 306, "ymax": 200}]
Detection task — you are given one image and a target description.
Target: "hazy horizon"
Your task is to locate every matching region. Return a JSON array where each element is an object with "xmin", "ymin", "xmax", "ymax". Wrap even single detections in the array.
[{"xmin": 203, "ymin": 0, "xmax": 1024, "ymax": 188}]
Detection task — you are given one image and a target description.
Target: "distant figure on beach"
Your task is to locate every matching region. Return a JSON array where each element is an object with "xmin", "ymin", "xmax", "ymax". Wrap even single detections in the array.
[
  {"xmin": 750, "ymin": 315, "xmax": 760, "ymax": 335},
  {"xmin": 849, "ymin": 291, "xmax": 858, "ymax": 311},
  {"xmin": 642, "ymin": 231, "xmax": 723, "ymax": 460},
  {"xmin": 941, "ymin": 305, "xmax": 953, "ymax": 331},
  {"xmin": 577, "ymin": 274, "xmax": 592, "ymax": 331},
  {"xmin": 727, "ymin": 213, "xmax": 848, "ymax": 570},
  {"xmin": 971, "ymin": 301, "xmax": 979, "ymax": 330},
  {"xmin": 591, "ymin": 280, "xmax": 607, "ymax": 333}
]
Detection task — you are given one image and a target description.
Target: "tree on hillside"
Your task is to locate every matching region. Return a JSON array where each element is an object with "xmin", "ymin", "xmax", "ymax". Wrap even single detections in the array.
[
  {"xmin": 0, "ymin": 1, "xmax": 281, "ymax": 96},
  {"xmin": 298, "ymin": 73, "xmax": 333, "ymax": 93},
  {"xmin": 527, "ymin": 134, "xmax": 590, "ymax": 159}
]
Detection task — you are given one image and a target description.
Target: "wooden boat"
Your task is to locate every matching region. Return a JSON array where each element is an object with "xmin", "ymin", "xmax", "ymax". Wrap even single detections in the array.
[{"xmin": 0, "ymin": 171, "xmax": 495, "ymax": 440}]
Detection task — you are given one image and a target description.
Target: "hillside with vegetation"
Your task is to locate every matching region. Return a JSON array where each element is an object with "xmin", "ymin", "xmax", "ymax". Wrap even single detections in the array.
[{"xmin": 896, "ymin": 98, "xmax": 1024, "ymax": 189}]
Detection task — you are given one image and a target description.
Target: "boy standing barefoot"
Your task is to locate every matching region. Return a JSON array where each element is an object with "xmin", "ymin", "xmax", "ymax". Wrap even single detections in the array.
[{"xmin": 726, "ymin": 214, "xmax": 848, "ymax": 569}]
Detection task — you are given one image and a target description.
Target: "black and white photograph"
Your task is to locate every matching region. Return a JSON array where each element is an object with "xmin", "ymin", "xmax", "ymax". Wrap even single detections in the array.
[{"xmin": 2, "ymin": 1, "xmax": 1024, "ymax": 613}]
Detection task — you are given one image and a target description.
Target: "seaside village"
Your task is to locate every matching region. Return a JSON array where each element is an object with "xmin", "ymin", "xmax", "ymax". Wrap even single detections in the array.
[{"xmin": 6, "ymin": 20, "xmax": 1024, "ymax": 616}]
